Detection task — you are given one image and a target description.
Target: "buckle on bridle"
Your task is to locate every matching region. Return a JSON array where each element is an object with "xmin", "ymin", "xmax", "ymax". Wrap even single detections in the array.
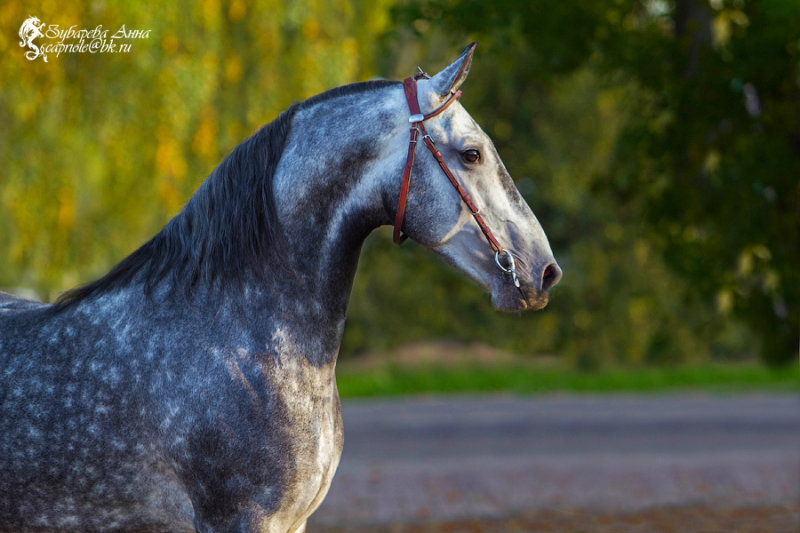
[
  {"xmin": 408, "ymin": 113, "xmax": 425, "ymax": 123},
  {"xmin": 495, "ymin": 250, "xmax": 521, "ymax": 288}
]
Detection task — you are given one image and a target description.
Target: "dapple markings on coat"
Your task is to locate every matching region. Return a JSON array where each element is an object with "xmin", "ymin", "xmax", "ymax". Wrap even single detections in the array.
[{"xmin": 0, "ymin": 44, "xmax": 560, "ymax": 532}]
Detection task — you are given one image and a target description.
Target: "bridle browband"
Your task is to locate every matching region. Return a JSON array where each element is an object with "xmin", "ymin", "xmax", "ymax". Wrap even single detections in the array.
[{"xmin": 393, "ymin": 72, "xmax": 520, "ymax": 288}]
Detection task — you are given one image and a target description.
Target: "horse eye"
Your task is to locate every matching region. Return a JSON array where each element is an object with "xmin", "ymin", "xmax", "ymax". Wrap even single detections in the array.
[{"xmin": 462, "ymin": 149, "xmax": 481, "ymax": 164}]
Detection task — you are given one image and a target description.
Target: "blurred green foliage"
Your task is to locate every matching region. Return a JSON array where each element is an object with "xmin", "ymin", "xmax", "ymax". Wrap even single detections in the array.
[{"xmin": 1, "ymin": 0, "xmax": 797, "ymax": 366}]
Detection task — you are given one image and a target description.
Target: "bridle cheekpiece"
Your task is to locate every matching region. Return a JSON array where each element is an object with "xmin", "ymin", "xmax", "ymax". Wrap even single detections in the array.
[{"xmin": 392, "ymin": 71, "xmax": 520, "ymax": 288}]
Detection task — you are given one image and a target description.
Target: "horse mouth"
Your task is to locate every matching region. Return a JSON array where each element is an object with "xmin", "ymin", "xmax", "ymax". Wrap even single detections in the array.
[
  {"xmin": 521, "ymin": 291, "xmax": 550, "ymax": 311},
  {"xmin": 492, "ymin": 286, "xmax": 550, "ymax": 313}
]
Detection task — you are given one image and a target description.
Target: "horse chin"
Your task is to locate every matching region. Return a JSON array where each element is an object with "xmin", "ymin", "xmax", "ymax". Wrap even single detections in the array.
[{"xmin": 491, "ymin": 285, "xmax": 550, "ymax": 313}]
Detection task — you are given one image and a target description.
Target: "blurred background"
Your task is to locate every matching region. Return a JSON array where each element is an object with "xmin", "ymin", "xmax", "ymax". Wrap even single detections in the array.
[
  {"xmin": 2, "ymin": 2, "xmax": 799, "ymax": 530},
  {"xmin": 1, "ymin": 0, "xmax": 798, "ymax": 372}
]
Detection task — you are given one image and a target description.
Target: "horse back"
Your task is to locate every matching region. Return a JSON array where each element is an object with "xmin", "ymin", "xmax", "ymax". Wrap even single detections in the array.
[{"xmin": 0, "ymin": 291, "xmax": 46, "ymax": 312}]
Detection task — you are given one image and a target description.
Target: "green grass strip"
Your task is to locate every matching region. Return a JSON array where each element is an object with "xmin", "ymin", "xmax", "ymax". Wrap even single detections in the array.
[{"xmin": 336, "ymin": 363, "xmax": 800, "ymax": 398}]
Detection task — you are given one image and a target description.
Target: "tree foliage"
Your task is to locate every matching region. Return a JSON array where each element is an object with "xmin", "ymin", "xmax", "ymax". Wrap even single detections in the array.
[
  {"xmin": 0, "ymin": 0, "xmax": 391, "ymax": 294},
  {"xmin": 376, "ymin": 0, "xmax": 799, "ymax": 365}
]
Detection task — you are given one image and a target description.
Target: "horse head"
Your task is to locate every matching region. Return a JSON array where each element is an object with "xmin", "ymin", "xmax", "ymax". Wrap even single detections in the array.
[{"xmin": 384, "ymin": 44, "xmax": 561, "ymax": 312}]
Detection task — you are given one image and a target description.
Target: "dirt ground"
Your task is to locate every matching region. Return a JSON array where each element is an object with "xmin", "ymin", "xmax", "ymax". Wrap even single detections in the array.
[
  {"xmin": 308, "ymin": 394, "xmax": 800, "ymax": 533},
  {"xmin": 313, "ymin": 504, "xmax": 799, "ymax": 533}
]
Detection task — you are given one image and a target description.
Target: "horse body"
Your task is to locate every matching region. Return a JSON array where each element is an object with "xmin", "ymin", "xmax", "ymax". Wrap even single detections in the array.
[
  {"xmin": 0, "ymin": 103, "xmax": 352, "ymax": 531},
  {"xmin": 1, "ymin": 289, "xmax": 342, "ymax": 532},
  {"xmin": 0, "ymin": 45, "xmax": 560, "ymax": 532}
]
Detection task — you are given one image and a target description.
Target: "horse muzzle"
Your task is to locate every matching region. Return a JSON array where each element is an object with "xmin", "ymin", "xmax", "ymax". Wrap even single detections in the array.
[{"xmin": 491, "ymin": 260, "xmax": 561, "ymax": 312}]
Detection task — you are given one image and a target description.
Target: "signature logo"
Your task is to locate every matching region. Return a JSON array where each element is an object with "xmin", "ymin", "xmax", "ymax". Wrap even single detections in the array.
[
  {"xmin": 17, "ymin": 16, "xmax": 151, "ymax": 62},
  {"xmin": 19, "ymin": 16, "xmax": 48, "ymax": 62}
]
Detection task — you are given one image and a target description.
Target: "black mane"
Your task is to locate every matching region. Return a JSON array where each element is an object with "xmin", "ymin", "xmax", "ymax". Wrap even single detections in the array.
[
  {"xmin": 55, "ymin": 105, "xmax": 298, "ymax": 308},
  {"xmin": 54, "ymin": 80, "xmax": 397, "ymax": 309}
]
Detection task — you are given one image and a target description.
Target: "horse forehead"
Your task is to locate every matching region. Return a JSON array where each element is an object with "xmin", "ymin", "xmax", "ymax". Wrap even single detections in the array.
[{"xmin": 430, "ymin": 106, "xmax": 486, "ymax": 142}]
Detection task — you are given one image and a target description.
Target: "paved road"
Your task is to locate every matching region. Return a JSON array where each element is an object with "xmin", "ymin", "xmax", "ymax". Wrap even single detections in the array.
[{"xmin": 309, "ymin": 394, "xmax": 800, "ymax": 529}]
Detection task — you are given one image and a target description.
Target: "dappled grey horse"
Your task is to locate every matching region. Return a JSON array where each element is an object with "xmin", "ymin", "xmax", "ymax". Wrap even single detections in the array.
[{"xmin": 0, "ymin": 44, "xmax": 560, "ymax": 532}]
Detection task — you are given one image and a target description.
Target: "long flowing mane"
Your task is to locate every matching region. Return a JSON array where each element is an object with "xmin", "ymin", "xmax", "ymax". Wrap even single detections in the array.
[
  {"xmin": 54, "ymin": 105, "xmax": 298, "ymax": 308},
  {"xmin": 54, "ymin": 80, "xmax": 397, "ymax": 310}
]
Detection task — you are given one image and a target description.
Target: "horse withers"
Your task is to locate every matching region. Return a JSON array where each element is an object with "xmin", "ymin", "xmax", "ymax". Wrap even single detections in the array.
[{"xmin": 0, "ymin": 44, "xmax": 560, "ymax": 532}]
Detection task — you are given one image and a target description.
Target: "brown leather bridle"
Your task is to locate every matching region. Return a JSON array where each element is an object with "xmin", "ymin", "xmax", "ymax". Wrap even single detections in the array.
[{"xmin": 393, "ymin": 72, "xmax": 520, "ymax": 288}]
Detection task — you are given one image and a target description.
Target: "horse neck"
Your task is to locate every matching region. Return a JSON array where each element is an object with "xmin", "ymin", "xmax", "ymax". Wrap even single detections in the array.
[
  {"xmin": 272, "ymin": 97, "xmax": 399, "ymax": 329},
  {"xmin": 59, "ymin": 84, "xmax": 403, "ymax": 368}
]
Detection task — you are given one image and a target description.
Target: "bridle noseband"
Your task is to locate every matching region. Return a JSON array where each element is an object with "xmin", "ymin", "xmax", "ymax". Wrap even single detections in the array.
[{"xmin": 393, "ymin": 72, "xmax": 520, "ymax": 288}]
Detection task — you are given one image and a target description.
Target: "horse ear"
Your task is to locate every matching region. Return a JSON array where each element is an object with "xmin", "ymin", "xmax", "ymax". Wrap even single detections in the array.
[{"xmin": 428, "ymin": 42, "xmax": 477, "ymax": 97}]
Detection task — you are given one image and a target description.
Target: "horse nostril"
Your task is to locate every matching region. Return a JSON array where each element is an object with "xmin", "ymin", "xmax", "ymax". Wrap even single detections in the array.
[{"xmin": 541, "ymin": 263, "xmax": 562, "ymax": 291}]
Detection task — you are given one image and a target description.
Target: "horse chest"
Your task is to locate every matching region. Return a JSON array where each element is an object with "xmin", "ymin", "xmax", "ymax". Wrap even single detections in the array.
[
  {"xmin": 144, "ymin": 331, "xmax": 344, "ymax": 532},
  {"xmin": 278, "ymin": 386, "xmax": 343, "ymax": 526},
  {"xmin": 251, "ymin": 339, "xmax": 344, "ymax": 530}
]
